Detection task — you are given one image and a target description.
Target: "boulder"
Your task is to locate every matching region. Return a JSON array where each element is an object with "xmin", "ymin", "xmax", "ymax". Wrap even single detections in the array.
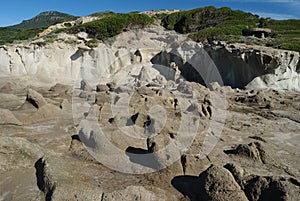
[
  {"xmin": 26, "ymin": 88, "xmax": 47, "ymax": 108},
  {"xmin": 138, "ymin": 66, "xmax": 152, "ymax": 85},
  {"xmin": 49, "ymin": 83, "xmax": 72, "ymax": 94},
  {"xmin": 95, "ymin": 92, "xmax": 110, "ymax": 107},
  {"xmin": 0, "ymin": 108, "xmax": 22, "ymax": 126},
  {"xmin": 0, "ymin": 93, "xmax": 25, "ymax": 110},
  {"xmin": 0, "ymin": 137, "xmax": 43, "ymax": 171},
  {"xmin": 23, "ymin": 103, "xmax": 69, "ymax": 124},
  {"xmin": 34, "ymin": 155, "xmax": 103, "ymax": 201},
  {"xmin": 198, "ymin": 165, "xmax": 248, "ymax": 201},
  {"xmin": 106, "ymin": 82, "xmax": 116, "ymax": 92},
  {"xmin": 225, "ymin": 142, "xmax": 270, "ymax": 164},
  {"xmin": 80, "ymin": 79, "xmax": 93, "ymax": 91},
  {"xmin": 172, "ymin": 165, "xmax": 248, "ymax": 201},
  {"xmin": 243, "ymin": 176, "xmax": 300, "ymax": 201},
  {"xmin": 0, "ymin": 137, "xmax": 44, "ymax": 201},
  {"xmin": 77, "ymin": 32, "xmax": 88, "ymax": 40},
  {"xmin": 96, "ymin": 84, "xmax": 109, "ymax": 92}
]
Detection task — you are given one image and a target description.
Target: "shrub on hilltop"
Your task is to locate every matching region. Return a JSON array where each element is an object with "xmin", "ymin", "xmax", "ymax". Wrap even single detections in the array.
[{"xmin": 68, "ymin": 13, "xmax": 154, "ymax": 40}]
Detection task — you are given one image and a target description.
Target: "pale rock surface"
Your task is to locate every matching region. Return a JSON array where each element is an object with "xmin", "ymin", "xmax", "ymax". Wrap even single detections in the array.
[
  {"xmin": 0, "ymin": 137, "xmax": 43, "ymax": 171},
  {"xmin": 0, "ymin": 108, "xmax": 22, "ymax": 125},
  {"xmin": 0, "ymin": 27, "xmax": 298, "ymax": 91},
  {"xmin": 198, "ymin": 165, "xmax": 249, "ymax": 201},
  {"xmin": 205, "ymin": 43, "xmax": 300, "ymax": 91},
  {"xmin": 26, "ymin": 88, "xmax": 47, "ymax": 108},
  {"xmin": 102, "ymin": 186, "xmax": 167, "ymax": 201},
  {"xmin": 0, "ymin": 93, "xmax": 25, "ymax": 110}
]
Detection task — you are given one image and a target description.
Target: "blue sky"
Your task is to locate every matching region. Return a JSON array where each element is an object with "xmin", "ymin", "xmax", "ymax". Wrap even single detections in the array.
[{"xmin": 1, "ymin": 0, "xmax": 300, "ymax": 27}]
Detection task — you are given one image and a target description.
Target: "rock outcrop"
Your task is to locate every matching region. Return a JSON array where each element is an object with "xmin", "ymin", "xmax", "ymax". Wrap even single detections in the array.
[
  {"xmin": 26, "ymin": 88, "xmax": 47, "ymax": 108},
  {"xmin": 0, "ymin": 108, "xmax": 22, "ymax": 125},
  {"xmin": 205, "ymin": 43, "xmax": 300, "ymax": 91},
  {"xmin": 0, "ymin": 27, "xmax": 299, "ymax": 92},
  {"xmin": 242, "ymin": 28, "xmax": 272, "ymax": 38}
]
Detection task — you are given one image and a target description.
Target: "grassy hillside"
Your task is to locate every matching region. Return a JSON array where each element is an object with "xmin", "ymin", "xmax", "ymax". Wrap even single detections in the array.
[
  {"xmin": 263, "ymin": 19, "xmax": 300, "ymax": 52},
  {"xmin": 65, "ymin": 13, "xmax": 154, "ymax": 40},
  {"xmin": 0, "ymin": 11, "xmax": 77, "ymax": 45},
  {"xmin": 0, "ymin": 27, "xmax": 44, "ymax": 45},
  {"xmin": 11, "ymin": 11, "xmax": 77, "ymax": 29},
  {"xmin": 160, "ymin": 6, "xmax": 300, "ymax": 52}
]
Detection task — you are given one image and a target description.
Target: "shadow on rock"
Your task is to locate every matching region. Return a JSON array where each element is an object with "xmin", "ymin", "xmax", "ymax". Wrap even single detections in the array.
[
  {"xmin": 125, "ymin": 146, "xmax": 161, "ymax": 170},
  {"xmin": 171, "ymin": 175, "xmax": 201, "ymax": 201}
]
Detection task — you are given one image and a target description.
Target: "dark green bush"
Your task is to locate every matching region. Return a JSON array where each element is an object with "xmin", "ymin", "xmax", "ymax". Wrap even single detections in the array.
[
  {"xmin": 161, "ymin": 6, "xmax": 300, "ymax": 52},
  {"xmin": 0, "ymin": 27, "xmax": 44, "ymax": 45},
  {"xmin": 86, "ymin": 38, "xmax": 99, "ymax": 48},
  {"xmin": 69, "ymin": 13, "xmax": 154, "ymax": 40}
]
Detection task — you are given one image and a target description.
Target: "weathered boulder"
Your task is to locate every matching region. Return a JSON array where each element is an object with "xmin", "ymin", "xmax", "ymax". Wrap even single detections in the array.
[
  {"xmin": 26, "ymin": 88, "xmax": 47, "ymax": 108},
  {"xmin": 138, "ymin": 66, "xmax": 152, "ymax": 85},
  {"xmin": 96, "ymin": 84, "xmax": 109, "ymax": 92},
  {"xmin": 22, "ymin": 103, "xmax": 69, "ymax": 124},
  {"xmin": 0, "ymin": 137, "xmax": 43, "ymax": 171},
  {"xmin": 34, "ymin": 155, "xmax": 103, "ymax": 201},
  {"xmin": 225, "ymin": 142, "xmax": 270, "ymax": 164},
  {"xmin": 243, "ymin": 176, "xmax": 300, "ymax": 201},
  {"xmin": 0, "ymin": 93, "xmax": 25, "ymax": 110},
  {"xmin": 172, "ymin": 165, "xmax": 248, "ymax": 201},
  {"xmin": 77, "ymin": 32, "xmax": 88, "ymax": 40},
  {"xmin": 0, "ymin": 108, "xmax": 22, "ymax": 126},
  {"xmin": 49, "ymin": 83, "xmax": 72, "ymax": 94},
  {"xmin": 80, "ymin": 79, "xmax": 93, "ymax": 91},
  {"xmin": 198, "ymin": 165, "xmax": 248, "ymax": 201}
]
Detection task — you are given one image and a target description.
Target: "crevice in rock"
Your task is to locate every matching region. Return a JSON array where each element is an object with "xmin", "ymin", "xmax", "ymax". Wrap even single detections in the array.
[
  {"xmin": 249, "ymin": 136, "xmax": 267, "ymax": 143},
  {"xmin": 126, "ymin": 112, "xmax": 139, "ymax": 126},
  {"xmin": 289, "ymin": 177, "xmax": 300, "ymax": 187},
  {"xmin": 6, "ymin": 50, "xmax": 13, "ymax": 73},
  {"xmin": 180, "ymin": 154, "xmax": 187, "ymax": 175},
  {"xmin": 15, "ymin": 48, "xmax": 28, "ymax": 75},
  {"xmin": 34, "ymin": 157, "xmax": 56, "ymax": 201}
]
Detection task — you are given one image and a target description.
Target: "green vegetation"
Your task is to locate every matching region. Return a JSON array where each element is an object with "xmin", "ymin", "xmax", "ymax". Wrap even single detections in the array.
[
  {"xmin": 89, "ymin": 11, "xmax": 115, "ymax": 18},
  {"xmin": 0, "ymin": 27, "xmax": 44, "ymax": 45},
  {"xmin": 44, "ymin": 34, "xmax": 57, "ymax": 44},
  {"xmin": 67, "ymin": 13, "xmax": 154, "ymax": 40},
  {"xmin": 11, "ymin": 11, "xmax": 77, "ymax": 29},
  {"xmin": 262, "ymin": 19, "xmax": 300, "ymax": 52},
  {"xmin": 86, "ymin": 38, "xmax": 99, "ymax": 48},
  {"xmin": 0, "ymin": 11, "xmax": 77, "ymax": 45},
  {"xmin": 162, "ymin": 6, "xmax": 259, "ymax": 40},
  {"xmin": 161, "ymin": 6, "xmax": 300, "ymax": 52},
  {"xmin": 0, "ymin": 7, "xmax": 299, "ymax": 52}
]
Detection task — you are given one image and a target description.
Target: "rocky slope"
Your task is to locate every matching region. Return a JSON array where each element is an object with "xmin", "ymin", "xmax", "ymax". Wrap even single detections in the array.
[{"xmin": 0, "ymin": 25, "xmax": 299, "ymax": 201}]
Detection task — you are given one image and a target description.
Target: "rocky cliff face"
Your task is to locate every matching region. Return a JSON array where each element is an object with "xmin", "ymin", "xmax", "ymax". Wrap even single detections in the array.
[
  {"xmin": 0, "ymin": 27, "xmax": 299, "ymax": 91},
  {"xmin": 205, "ymin": 43, "xmax": 300, "ymax": 91}
]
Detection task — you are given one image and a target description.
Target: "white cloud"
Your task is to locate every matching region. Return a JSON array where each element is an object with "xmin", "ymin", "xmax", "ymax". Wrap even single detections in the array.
[
  {"xmin": 253, "ymin": 12, "xmax": 296, "ymax": 20},
  {"xmin": 253, "ymin": 12, "xmax": 296, "ymax": 19}
]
